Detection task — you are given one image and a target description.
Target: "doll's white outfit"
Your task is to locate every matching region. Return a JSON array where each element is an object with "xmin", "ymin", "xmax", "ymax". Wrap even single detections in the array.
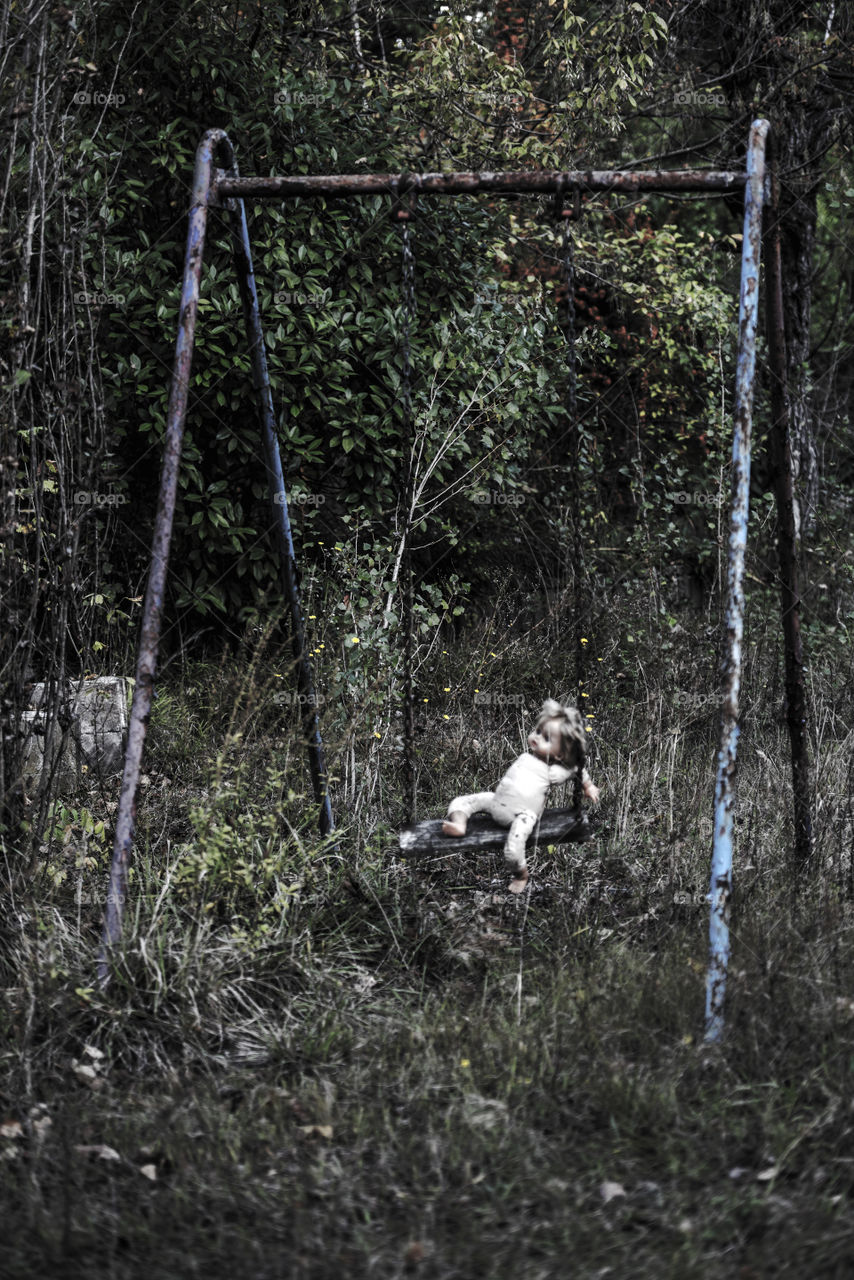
[{"xmin": 446, "ymin": 752, "xmax": 591, "ymax": 874}]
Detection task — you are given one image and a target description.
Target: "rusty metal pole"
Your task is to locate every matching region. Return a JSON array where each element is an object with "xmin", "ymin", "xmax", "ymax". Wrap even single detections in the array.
[
  {"xmin": 704, "ymin": 119, "xmax": 770, "ymax": 1043},
  {"xmin": 763, "ymin": 136, "xmax": 812, "ymax": 869},
  {"xmin": 216, "ymin": 168, "xmax": 747, "ymax": 201},
  {"xmin": 216, "ymin": 139, "xmax": 335, "ymax": 838},
  {"xmin": 98, "ymin": 129, "xmax": 229, "ymax": 983}
]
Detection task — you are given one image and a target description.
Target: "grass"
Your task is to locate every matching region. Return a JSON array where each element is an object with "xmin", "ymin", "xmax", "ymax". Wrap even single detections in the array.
[{"xmin": 3, "ymin": 593, "xmax": 854, "ymax": 1278}]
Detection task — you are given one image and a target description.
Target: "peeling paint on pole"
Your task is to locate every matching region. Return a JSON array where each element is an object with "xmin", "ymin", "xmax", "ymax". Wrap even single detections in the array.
[
  {"xmin": 704, "ymin": 120, "xmax": 770, "ymax": 1043},
  {"xmin": 98, "ymin": 129, "xmax": 230, "ymax": 983}
]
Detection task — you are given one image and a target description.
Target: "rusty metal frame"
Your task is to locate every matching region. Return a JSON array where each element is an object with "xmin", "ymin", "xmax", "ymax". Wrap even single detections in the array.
[{"xmin": 100, "ymin": 122, "xmax": 810, "ymax": 1036}]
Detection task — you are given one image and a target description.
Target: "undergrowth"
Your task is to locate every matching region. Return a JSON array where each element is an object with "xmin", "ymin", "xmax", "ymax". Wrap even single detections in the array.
[{"xmin": 3, "ymin": 588, "xmax": 854, "ymax": 1279}]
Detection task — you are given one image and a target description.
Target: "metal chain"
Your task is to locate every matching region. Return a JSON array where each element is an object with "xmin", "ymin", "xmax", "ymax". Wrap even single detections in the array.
[
  {"xmin": 400, "ymin": 219, "xmax": 415, "ymax": 460},
  {"xmin": 399, "ymin": 215, "xmax": 416, "ymax": 823},
  {"xmin": 562, "ymin": 213, "xmax": 577, "ymax": 430},
  {"xmin": 561, "ymin": 212, "xmax": 586, "ymax": 813}
]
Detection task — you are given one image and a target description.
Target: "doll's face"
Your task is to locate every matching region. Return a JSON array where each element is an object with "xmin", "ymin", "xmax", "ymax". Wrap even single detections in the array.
[{"xmin": 528, "ymin": 718, "xmax": 566, "ymax": 764}]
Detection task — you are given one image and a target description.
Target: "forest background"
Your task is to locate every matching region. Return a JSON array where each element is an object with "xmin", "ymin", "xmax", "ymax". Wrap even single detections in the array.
[{"xmin": 2, "ymin": 2, "xmax": 854, "ymax": 1276}]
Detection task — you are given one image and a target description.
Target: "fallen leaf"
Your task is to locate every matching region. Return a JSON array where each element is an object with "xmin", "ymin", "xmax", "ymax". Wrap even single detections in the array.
[
  {"xmin": 404, "ymin": 1240, "xmax": 425, "ymax": 1270},
  {"xmin": 757, "ymin": 1166, "xmax": 779, "ymax": 1182},
  {"xmin": 72, "ymin": 1062, "xmax": 98, "ymax": 1083},
  {"xmin": 139, "ymin": 1163, "xmax": 157, "ymax": 1181},
  {"xmin": 0, "ymin": 1120, "xmax": 23, "ymax": 1140},
  {"xmin": 462, "ymin": 1094, "xmax": 508, "ymax": 1131},
  {"xmin": 74, "ymin": 1144, "xmax": 121, "ymax": 1161},
  {"xmin": 297, "ymin": 1124, "xmax": 333, "ymax": 1140},
  {"xmin": 83, "ymin": 1044, "xmax": 105, "ymax": 1061},
  {"xmin": 600, "ymin": 1180, "xmax": 626, "ymax": 1203}
]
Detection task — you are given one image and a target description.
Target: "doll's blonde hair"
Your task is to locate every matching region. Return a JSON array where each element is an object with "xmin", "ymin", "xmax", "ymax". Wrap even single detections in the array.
[{"xmin": 534, "ymin": 699, "xmax": 587, "ymax": 770}]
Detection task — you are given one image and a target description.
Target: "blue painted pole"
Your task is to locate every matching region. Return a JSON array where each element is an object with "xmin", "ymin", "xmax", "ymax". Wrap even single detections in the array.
[
  {"xmin": 704, "ymin": 119, "xmax": 770, "ymax": 1042},
  {"xmin": 216, "ymin": 138, "xmax": 335, "ymax": 839}
]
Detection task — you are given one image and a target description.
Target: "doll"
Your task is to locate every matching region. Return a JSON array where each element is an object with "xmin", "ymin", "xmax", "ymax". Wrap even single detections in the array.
[{"xmin": 442, "ymin": 699, "xmax": 600, "ymax": 893}]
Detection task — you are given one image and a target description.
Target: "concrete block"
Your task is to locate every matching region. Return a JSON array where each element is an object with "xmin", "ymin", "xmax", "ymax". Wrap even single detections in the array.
[{"xmin": 21, "ymin": 677, "xmax": 130, "ymax": 792}]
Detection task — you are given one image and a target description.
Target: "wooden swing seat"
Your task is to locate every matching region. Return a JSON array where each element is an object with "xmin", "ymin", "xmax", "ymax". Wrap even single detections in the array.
[{"xmin": 398, "ymin": 806, "xmax": 593, "ymax": 858}]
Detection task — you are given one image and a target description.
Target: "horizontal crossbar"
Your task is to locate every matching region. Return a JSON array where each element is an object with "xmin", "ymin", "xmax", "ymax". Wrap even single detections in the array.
[
  {"xmin": 215, "ymin": 168, "xmax": 747, "ymax": 201},
  {"xmin": 398, "ymin": 806, "xmax": 593, "ymax": 858}
]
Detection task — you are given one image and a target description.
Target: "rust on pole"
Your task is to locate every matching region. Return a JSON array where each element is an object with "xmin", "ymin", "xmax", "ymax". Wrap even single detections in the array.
[
  {"xmin": 217, "ymin": 138, "xmax": 335, "ymax": 839},
  {"xmin": 98, "ymin": 128, "xmax": 230, "ymax": 984},
  {"xmin": 763, "ymin": 137, "xmax": 812, "ymax": 868},
  {"xmin": 704, "ymin": 119, "xmax": 770, "ymax": 1043},
  {"xmin": 215, "ymin": 168, "xmax": 747, "ymax": 202}
]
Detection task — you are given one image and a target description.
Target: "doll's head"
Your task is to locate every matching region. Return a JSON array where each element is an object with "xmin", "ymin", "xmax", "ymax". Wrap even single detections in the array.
[{"xmin": 527, "ymin": 699, "xmax": 587, "ymax": 769}]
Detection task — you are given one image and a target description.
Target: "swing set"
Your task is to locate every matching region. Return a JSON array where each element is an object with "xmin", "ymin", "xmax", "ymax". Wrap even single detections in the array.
[{"xmin": 99, "ymin": 120, "xmax": 811, "ymax": 1043}]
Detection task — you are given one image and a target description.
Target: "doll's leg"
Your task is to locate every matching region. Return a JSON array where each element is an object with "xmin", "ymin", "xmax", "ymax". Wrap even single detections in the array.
[
  {"xmin": 442, "ymin": 791, "xmax": 496, "ymax": 837},
  {"xmin": 504, "ymin": 808, "xmax": 538, "ymax": 893}
]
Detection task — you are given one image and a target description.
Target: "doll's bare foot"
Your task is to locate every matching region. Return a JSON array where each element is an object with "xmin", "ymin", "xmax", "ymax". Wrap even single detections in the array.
[
  {"xmin": 508, "ymin": 867, "xmax": 529, "ymax": 894},
  {"xmin": 442, "ymin": 812, "xmax": 468, "ymax": 837}
]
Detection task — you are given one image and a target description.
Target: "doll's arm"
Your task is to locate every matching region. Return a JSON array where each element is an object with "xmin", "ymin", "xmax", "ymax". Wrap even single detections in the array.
[
  {"xmin": 547, "ymin": 763, "xmax": 573, "ymax": 785},
  {"xmin": 581, "ymin": 767, "xmax": 600, "ymax": 804}
]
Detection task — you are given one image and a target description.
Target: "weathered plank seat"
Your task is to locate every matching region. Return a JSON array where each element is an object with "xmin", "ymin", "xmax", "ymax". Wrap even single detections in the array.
[{"xmin": 398, "ymin": 807, "xmax": 593, "ymax": 857}]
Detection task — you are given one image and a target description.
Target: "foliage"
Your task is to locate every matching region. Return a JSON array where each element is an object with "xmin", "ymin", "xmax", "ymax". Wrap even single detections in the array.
[
  {"xmin": 2, "ymin": 0, "xmax": 685, "ymax": 642},
  {"xmin": 40, "ymin": 802, "xmax": 110, "ymax": 891},
  {"xmin": 173, "ymin": 750, "xmax": 320, "ymax": 937},
  {"xmin": 4, "ymin": 609, "xmax": 854, "ymax": 1275}
]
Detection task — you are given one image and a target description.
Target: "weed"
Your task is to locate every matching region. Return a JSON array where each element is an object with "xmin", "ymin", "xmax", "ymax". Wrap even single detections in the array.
[{"xmin": 3, "ymin": 593, "xmax": 854, "ymax": 1278}]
